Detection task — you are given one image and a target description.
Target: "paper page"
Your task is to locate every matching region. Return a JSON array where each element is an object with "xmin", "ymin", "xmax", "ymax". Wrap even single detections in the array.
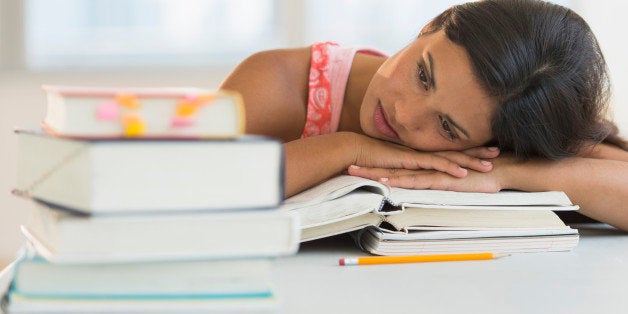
[
  {"xmin": 370, "ymin": 227, "xmax": 578, "ymax": 241},
  {"xmin": 388, "ymin": 189, "xmax": 573, "ymax": 206},
  {"xmin": 401, "ymin": 204, "xmax": 580, "ymax": 211},
  {"xmin": 280, "ymin": 175, "xmax": 388, "ymax": 210},
  {"xmin": 361, "ymin": 233, "xmax": 580, "ymax": 255},
  {"xmin": 293, "ymin": 191, "xmax": 384, "ymax": 228},
  {"xmin": 386, "ymin": 208, "xmax": 569, "ymax": 229}
]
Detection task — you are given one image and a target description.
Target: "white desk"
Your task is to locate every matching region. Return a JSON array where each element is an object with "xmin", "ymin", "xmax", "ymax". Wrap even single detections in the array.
[
  {"xmin": 2, "ymin": 224, "xmax": 626, "ymax": 314},
  {"xmin": 274, "ymin": 224, "xmax": 628, "ymax": 314}
]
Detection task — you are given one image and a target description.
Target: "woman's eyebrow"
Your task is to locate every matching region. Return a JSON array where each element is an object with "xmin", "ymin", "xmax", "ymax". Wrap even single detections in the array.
[
  {"xmin": 443, "ymin": 114, "xmax": 471, "ymax": 140},
  {"xmin": 426, "ymin": 51, "xmax": 470, "ymax": 140},
  {"xmin": 426, "ymin": 52, "xmax": 437, "ymax": 90}
]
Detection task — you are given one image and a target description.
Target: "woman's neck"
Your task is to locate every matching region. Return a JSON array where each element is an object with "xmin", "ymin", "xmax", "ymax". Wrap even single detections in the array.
[{"xmin": 339, "ymin": 53, "xmax": 386, "ymax": 134}]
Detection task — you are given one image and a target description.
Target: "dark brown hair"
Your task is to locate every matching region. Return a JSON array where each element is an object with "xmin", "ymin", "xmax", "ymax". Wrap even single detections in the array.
[{"xmin": 422, "ymin": 0, "xmax": 626, "ymax": 159}]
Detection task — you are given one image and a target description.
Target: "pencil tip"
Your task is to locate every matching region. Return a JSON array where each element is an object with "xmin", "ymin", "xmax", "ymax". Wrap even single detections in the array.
[
  {"xmin": 494, "ymin": 253, "xmax": 511, "ymax": 259},
  {"xmin": 339, "ymin": 258, "xmax": 346, "ymax": 266}
]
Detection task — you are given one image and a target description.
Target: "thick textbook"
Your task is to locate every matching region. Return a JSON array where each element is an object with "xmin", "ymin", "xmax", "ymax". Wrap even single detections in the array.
[
  {"xmin": 41, "ymin": 85, "xmax": 245, "ymax": 139},
  {"xmin": 7, "ymin": 293, "xmax": 279, "ymax": 314},
  {"xmin": 358, "ymin": 227, "xmax": 579, "ymax": 255},
  {"xmin": 20, "ymin": 200, "xmax": 300, "ymax": 263},
  {"xmin": 15, "ymin": 130, "xmax": 284, "ymax": 213},
  {"xmin": 11, "ymin": 258, "xmax": 273, "ymax": 299},
  {"xmin": 281, "ymin": 175, "xmax": 579, "ymax": 253}
]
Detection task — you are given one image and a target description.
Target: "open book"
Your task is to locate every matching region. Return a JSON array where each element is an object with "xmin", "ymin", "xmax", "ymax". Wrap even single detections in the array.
[{"xmin": 281, "ymin": 175, "xmax": 579, "ymax": 254}]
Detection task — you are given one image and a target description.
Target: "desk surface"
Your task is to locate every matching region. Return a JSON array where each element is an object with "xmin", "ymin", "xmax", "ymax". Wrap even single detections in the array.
[
  {"xmin": 1, "ymin": 224, "xmax": 626, "ymax": 314},
  {"xmin": 274, "ymin": 224, "xmax": 628, "ymax": 314}
]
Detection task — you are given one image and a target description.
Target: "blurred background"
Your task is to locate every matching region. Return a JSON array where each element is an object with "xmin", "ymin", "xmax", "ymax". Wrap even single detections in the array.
[{"xmin": 1, "ymin": 0, "xmax": 626, "ymax": 268}]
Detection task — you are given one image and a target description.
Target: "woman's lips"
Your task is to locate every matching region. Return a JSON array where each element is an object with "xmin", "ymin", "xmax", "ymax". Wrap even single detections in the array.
[{"xmin": 373, "ymin": 102, "xmax": 399, "ymax": 140}]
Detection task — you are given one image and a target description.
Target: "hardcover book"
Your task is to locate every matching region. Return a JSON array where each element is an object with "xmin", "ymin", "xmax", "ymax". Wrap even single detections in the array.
[
  {"xmin": 15, "ymin": 130, "xmax": 284, "ymax": 213},
  {"xmin": 20, "ymin": 200, "xmax": 300, "ymax": 263},
  {"xmin": 41, "ymin": 85, "xmax": 245, "ymax": 139}
]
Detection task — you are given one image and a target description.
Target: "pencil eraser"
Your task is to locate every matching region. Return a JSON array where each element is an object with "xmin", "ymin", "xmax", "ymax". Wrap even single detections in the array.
[{"xmin": 339, "ymin": 258, "xmax": 346, "ymax": 266}]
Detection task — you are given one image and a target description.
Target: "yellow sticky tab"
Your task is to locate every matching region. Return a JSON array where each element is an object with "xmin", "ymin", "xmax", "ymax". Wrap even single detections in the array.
[
  {"xmin": 122, "ymin": 114, "xmax": 145, "ymax": 137},
  {"xmin": 116, "ymin": 94, "xmax": 141, "ymax": 109}
]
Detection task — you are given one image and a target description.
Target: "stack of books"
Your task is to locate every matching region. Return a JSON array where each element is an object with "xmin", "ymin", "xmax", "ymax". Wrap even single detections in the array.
[
  {"xmin": 281, "ymin": 175, "xmax": 580, "ymax": 255},
  {"xmin": 4, "ymin": 86, "xmax": 300, "ymax": 313}
]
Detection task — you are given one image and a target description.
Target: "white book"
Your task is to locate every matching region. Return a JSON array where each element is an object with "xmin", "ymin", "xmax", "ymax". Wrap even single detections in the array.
[
  {"xmin": 15, "ymin": 130, "xmax": 284, "ymax": 213},
  {"xmin": 281, "ymin": 175, "xmax": 579, "ymax": 244},
  {"xmin": 20, "ymin": 200, "xmax": 300, "ymax": 264},
  {"xmin": 41, "ymin": 85, "xmax": 245, "ymax": 139},
  {"xmin": 7, "ymin": 293, "xmax": 280, "ymax": 314},
  {"xmin": 11, "ymin": 257, "xmax": 273, "ymax": 299},
  {"xmin": 359, "ymin": 227, "xmax": 579, "ymax": 255},
  {"xmin": 2, "ymin": 254, "xmax": 281, "ymax": 314}
]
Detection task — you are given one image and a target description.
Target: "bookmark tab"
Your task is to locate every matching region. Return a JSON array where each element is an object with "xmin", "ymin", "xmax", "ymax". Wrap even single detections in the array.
[
  {"xmin": 122, "ymin": 114, "xmax": 145, "ymax": 137},
  {"xmin": 96, "ymin": 101, "xmax": 119, "ymax": 121},
  {"xmin": 116, "ymin": 94, "xmax": 141, "ymax": 109}
]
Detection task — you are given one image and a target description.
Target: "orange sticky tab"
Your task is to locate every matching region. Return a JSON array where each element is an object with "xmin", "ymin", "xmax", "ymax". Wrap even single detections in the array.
[
  {"xmin": 193, "ymin": 94, "xmax": 215, "ymax": 105},
  {"xmin": 176, "ymin": 99, "xmax": 198, "ymax": 117},
  {"xmin": 122, "ymin": 114, "xmax": 145, "ymax": 137},
  {"xmin": 116, "ymin": 94, "xmax": 141, "ymax": 109}
]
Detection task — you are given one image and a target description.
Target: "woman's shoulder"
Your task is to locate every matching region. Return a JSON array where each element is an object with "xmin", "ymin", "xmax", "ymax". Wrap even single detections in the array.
[
  {"xmin": 222, "ymin": 46, "xmax": 311, "ymax": 93},
  {"xmin": 220, "ymin": 47, "xmax": 312, "ymax": 141},
  {"xmin": 245, "ymin": 46, "xmax": 311, "ymax": 73}
]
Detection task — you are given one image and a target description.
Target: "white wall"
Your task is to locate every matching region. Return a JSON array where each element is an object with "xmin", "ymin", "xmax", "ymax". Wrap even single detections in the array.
[{"xmin": 573, "ymin": 1, "xmax": 628, "ymax": 137}]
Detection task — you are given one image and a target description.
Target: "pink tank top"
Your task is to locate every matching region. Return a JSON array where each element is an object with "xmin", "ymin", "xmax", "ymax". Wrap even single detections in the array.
[{"xmin": 301, "ymin": 42, "xmax": 386, "ymax": 138}]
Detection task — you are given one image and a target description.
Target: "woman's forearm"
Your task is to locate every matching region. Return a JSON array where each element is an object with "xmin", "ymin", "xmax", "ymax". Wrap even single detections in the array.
[
  {"xmin": 284, "ymin": 132, "xmax": 358, "ymax": 197},
  {"xmin": 501, "ymin": 157, "xmax": 628, "ymax": 231}
]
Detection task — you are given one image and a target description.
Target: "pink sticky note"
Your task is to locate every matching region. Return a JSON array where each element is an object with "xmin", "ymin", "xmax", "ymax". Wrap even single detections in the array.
[
  {"xmin": 96, "ymin": 102, "xmax": 119, "ymax": 121},
  {"xmin": 171, "ymin": 116, "xmax": 195, "ymax": 128}
]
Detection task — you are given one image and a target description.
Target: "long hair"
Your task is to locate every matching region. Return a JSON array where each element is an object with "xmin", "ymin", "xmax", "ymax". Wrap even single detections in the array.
[{"xmin": 421, "ymin": 0, "xmax": 626, "ymax": 159}]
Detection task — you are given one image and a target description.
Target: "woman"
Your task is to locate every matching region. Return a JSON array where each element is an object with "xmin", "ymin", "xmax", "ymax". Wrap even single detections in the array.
[{"xmin": 220, "ymin": 0, "xmax": 628, "ymax": 230}]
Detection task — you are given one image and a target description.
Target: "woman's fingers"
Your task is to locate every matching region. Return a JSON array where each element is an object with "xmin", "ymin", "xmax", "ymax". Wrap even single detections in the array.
[
  {"xmin": 354, "ymin": 135, "xmax": 499, "ymax": 177},
  {"xmin": 461, "ymin": 146, "xmax": 500, "ymax": 158},
  {"xmin": 349, "ymin": 165, "xmax": 418, "ymax": 183},
  {"xmin": 348, "ymin": 165, "xmax": 446, "ymax": 189},
  {"xmin": 401, "ymin": 152, "xmax": 468, "ymax": 178},
  {"xmin": 348, "ymin": 165, "xmax": 501, "ymax": 193},
  {"xmin": 434, "ymin": 150, "xmax": 494, "ymax": 173}
]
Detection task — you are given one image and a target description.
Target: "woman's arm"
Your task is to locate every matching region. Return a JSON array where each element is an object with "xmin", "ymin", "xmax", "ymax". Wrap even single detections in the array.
[
  {"xmin": 502, "ymin": 157, "xmax": 628, "ymax": 231},
  {"xmin": 349, "ymin": 155, "xmax": 628, "ymax": 231}
]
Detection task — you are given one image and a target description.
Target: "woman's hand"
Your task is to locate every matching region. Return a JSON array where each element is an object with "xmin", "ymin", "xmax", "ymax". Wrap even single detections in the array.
[
  {"xmin": 283, "ymin": 132, "xmax": 499, "ymax": 197},
  {"xmin": 349, "ymin": 153, "xmax": 515, "ymax": 193},
  {"xmin": 352, "ymin": 133, "xmax": 500, "ymax": 179}
]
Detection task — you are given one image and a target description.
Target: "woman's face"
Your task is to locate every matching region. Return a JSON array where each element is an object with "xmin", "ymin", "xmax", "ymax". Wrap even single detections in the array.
[{"xmin": 360, "ymin": 30, "xmax": 496, "ymax": 151}]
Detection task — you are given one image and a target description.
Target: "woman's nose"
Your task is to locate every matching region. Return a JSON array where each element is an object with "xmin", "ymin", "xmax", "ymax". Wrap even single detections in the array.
[{"xmin": 393, "ymin": 98, "xmax": 424, "ymax": 131}]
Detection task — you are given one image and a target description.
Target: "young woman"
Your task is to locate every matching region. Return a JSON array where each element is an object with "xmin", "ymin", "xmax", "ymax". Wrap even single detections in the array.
[{"xmin": 220, "ymin": 0, "xmax": 628, "ymax": 230}]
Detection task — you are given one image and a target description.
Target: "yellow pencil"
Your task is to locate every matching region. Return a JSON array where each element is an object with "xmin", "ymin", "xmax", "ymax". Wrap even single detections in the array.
[{"xmin": 338, "ymin": 252, "xmax": 509, "ymax": 266}]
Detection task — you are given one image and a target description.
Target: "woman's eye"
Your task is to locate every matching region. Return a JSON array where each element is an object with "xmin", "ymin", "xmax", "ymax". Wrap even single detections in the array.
[
  {"xmin": 439, "ymin": 115, "xmax": 456, "ymax": 141},
  {"xmin": 417, "ymin": 63, "xmax": 429, "ymax": 90}
]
